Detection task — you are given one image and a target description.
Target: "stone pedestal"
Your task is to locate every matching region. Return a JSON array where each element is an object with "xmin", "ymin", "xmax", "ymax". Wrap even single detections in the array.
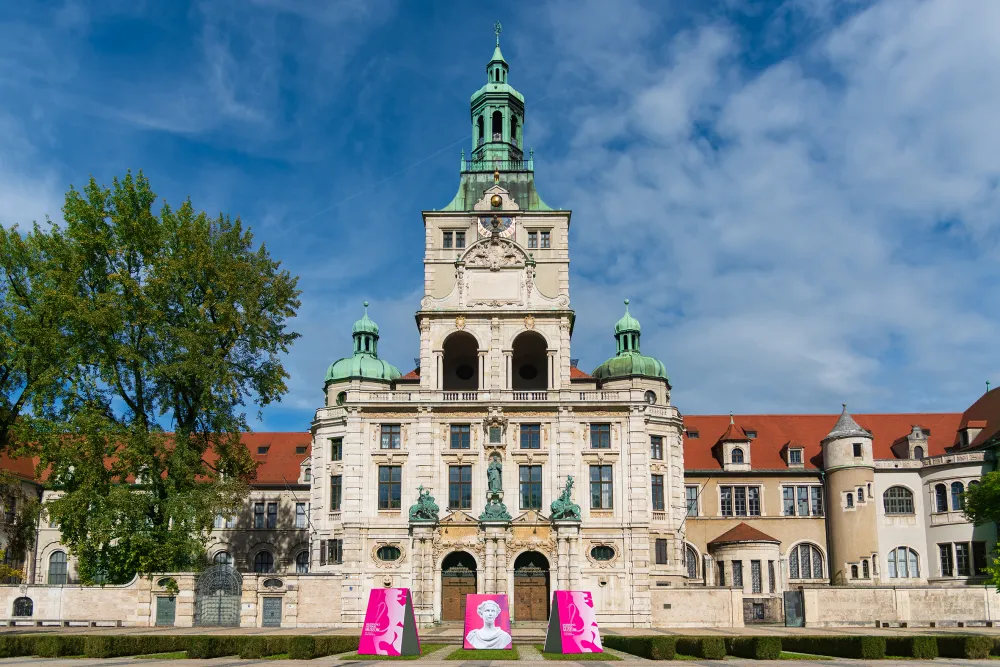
[
  {"xmin": 410, "ymin": 523, "xmax": 437, "ymax": 626},
  {"xmin": 553, "ymin": 520, "xmax": 581, "ymax": 590}
]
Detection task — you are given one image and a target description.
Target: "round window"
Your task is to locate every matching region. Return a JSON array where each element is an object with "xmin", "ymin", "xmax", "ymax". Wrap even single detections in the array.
[
  {"xmin": 336, "ymin": 391, "xmax": 347, "ymax": 406},
  {"xmin": 456, "ymin": 365, "xmax": 475, "ymax": 381},
  {"xmin": 590, "ymin": 546, "xmax": 614, "ymax": 561},
  {"xmin": 644, "ymin": 390, "xmax": 656, "ymax": 404},
  {"xmin": 377, "ymin": 546, "xmax": 402, "ymax": 561},
  {"xmin": 519, "ymin": 364, "xmax": 538, "ymax": 380}
]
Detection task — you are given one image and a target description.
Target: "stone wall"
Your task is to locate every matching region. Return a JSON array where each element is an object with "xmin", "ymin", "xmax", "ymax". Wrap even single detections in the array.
[
  {"xmin": 803, "ymin": 586, "xmax": 1000, "ymax": 627},
  {"xmin": 0, "ymin": 577, "xmax": 150, "ymax": 625},
  {"xmin": 650, "ymin": 587, "xmax": 744, "ymax": 627}
]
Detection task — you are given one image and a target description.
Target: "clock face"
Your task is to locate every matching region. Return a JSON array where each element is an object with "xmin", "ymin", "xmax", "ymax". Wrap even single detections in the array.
[{"xmin": 478, "ymin": 215, "xmax": 515, "ymax": 238}]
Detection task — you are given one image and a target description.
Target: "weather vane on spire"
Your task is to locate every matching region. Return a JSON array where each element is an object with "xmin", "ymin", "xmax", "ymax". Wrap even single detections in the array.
[{"xmin": 494, "ymin": 21, "xmax": 502, "ymax": 45}]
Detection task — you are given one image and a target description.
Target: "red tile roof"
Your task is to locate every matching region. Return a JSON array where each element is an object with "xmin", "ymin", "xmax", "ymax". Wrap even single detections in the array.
[
  {"xmin": 570, "ymin": 366, "xmax": 592, "ymax": 380},
  {"xmin": 398, "ymin": 368, "xmax": 420, "ymax": 381},
  {"xmin": 719, "ymin": 418, "xmax": 749, "ymax": 443},
  {"xmin": 709, "ymin": 522, "xmax": 780, "ymax": 545},
  {"xmin": 957, "ymin": 388, "xmax": 1000, "ymax": 449},
  {"xmin": 684, "ymin": 413, "xmax": 963, "ymax": 471}
]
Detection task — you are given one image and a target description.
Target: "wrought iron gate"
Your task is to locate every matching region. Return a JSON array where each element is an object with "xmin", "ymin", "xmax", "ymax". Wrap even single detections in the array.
[
  {"xmin": 155, "ymin": 596, "xmax": 176, "ymax": 627},
  {"xmin": 262, "ymin": 597, "xmax": 282, "ymax": 627},
  {"xmin": 195, "ymin": 565, "xmax": 242, "ymax": 627}
]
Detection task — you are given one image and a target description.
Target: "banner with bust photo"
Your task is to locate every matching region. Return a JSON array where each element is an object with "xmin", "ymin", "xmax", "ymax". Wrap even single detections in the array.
[
  {"xmin": 463, "ymin": 594, "xmax": 513, "ymax": 650},
  {"xmin": 543, "ymin": 591, "xmax": 603, "ymax": 654},
  {"xmin": 359, "ymin": 588, "xmax": 421, "ymax": 656}
]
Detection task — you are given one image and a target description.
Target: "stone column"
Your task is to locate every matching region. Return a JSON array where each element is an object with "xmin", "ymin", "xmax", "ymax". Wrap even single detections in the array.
[
  {"xmin": 410, "ymin": 524, "xmax": 436, "ymax": 626},
  {"xmin": 434, "ymin": 351, "xmax": 443, "ymax": 390},
  {"xmin": 557, "ymin": 534, "xmax": 569, "ymax": 590},
  {"xmin": 481, "ymin": 522, "xmax": 509, "ymax": 595},
  {"xmin": 504, "ymin": 351, "xmax": 512, "ymax": 390},
  {"xmin": 547, "ymin": 350, "xmax": 556, "ymax": 390},
  {"xmin": 554, "ymin": 521, "xmax": 580, "ymax": 591}
]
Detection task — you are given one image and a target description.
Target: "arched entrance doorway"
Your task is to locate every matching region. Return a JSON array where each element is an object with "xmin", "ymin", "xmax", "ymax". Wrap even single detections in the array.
[
  {"xmin": 194, "ymin": 564, "xmax": 242, "ymax": 627},
  {"xmin": 513, "ymin": 551, "xmax": 550, "ymax": 621},
  {"xmin": 442, "ymin": 332, "xmax": 479, "ymax": 391},
  {"xmin": 441, "ymin": 551, "xmax": 477, "ymax": 621},
  {"xmin": 512, "ymin": 332, "xmax": 548, "ymax": 390}
]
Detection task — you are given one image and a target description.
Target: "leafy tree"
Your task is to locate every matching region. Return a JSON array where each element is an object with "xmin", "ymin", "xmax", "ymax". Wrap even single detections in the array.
[
  {"xmin": 963, "ymin": 470, "xmax": 1000, "ymax": 588},
  {"xmin": 35, "ymin": 171, "xmax": 300, "ymax": 583},
  {"xmin": 0, "ymin": 469, "xmax": 41, "ymax": 582}
]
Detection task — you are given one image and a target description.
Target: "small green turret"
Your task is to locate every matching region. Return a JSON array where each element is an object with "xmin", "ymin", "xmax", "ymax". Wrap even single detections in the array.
[
  {"xmin": 592, "ymin": 300, "xmax": 668, "ymax": 381},
  {"xmin": 324, "ymin": 302, "xmax": 402, "ymax": 385}
]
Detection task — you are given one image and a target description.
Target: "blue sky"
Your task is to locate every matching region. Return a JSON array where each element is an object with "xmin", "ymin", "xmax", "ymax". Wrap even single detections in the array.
[{"xmin": 3, "ymin": 0, "xmax": 999, "ymax": 433}]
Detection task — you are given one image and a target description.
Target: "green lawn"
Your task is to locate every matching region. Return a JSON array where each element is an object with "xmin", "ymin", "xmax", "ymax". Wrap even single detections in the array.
[
  {"xmin": 535, "ymin": 644, "xmax": 621, "ymax": 660},
  {"xmin": 780, "ymin": 651, "xmax": 833, "ymax": 661},
  {"xmin": 446, "ymin": 647, "xmax": 520, "ymax": 660},
  {"xmin": 349, "ymin": 643, "xmax": 449, "ymax": 660}
]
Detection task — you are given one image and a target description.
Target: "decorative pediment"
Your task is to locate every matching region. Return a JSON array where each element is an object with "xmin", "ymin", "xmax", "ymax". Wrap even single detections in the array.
[
  {"xmin": 440, "ymin": 510, "xmax": 479, "ymax": 524},
  {"xmin": 474, "ymin": 185, "xmax": 520, "ymax": 212},
  {"xmin": 461, "ymin": 236, "xmax": 527, "ymax": 272},
  {"xmin": 512, "ymin": 509, "xmax": 550, "ymax": 524}
]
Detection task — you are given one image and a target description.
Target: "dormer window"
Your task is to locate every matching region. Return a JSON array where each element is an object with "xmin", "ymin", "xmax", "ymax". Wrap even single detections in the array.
[
  {"xmin": 731, "ymin": 448, "xmax": 744, "ymax": 464},
  {"xmin": 296, "ymin": 446, "xmax": 307, "ymax": 455},
  {"xmin": 745, "ymin": 430, "xmax": 757, "ymax": 439},
  {"xmin": 304, "ymin": 467, "xmax": 311, "ymax": 483},
  {"xmin": 687, "ymin": 430, "xmax": 700, "ymax": 439},
  {"xmin": 913, "ymin": 446, "xmax": 924, "ymax": 460},
  {"xmin": 258, "ymin": 446, "xmax": 269, "ymax": 455},
  {"xmin": 788, "ymin": 449, "xmax": 803, "ymax": 465}
]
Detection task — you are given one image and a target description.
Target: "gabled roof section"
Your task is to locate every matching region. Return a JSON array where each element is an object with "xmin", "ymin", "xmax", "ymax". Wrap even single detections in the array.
[
  {"xmin": 398, "ymin": 368, "xmax": 420, "ymax": 381},
  {"xmin": 570, "ymin": 366, "xmax": 592, "ymax": 380},
  {"xmin": 709, "ymin": 522, "xmax": 780, "ymax": 545},
  {"xmin": 956, "ymin": 387, "xmax": 1000, "ymax": 449},
  {"xmin": 718, "ymin": 416, "xmax": 748, "ymax": 443}
]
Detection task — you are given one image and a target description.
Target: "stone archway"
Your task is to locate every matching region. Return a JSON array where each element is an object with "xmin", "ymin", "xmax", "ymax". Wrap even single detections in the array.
[
  {"xmin": 513, "ymin": 551, "xmax": 550, "ymax": 621},
  {"xmin": 441, "ymin": 551, "xmax": 477, "ymax": 621}
]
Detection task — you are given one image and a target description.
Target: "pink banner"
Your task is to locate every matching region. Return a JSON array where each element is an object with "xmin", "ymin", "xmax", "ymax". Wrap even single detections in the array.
[
  {"xmin": 546, "ymin": 591, "xmax": 603, "ymax": 654},
  {"xmin": 463, "ymin": 594, "xmax": 513, "ymax": 650},
  {"xmin": 359, "ymin": 588, "xmax": 420, "ymax": 656}
]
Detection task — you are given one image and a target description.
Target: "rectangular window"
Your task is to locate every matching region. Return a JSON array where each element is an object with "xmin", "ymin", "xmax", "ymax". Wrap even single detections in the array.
[
  {"xmin": 378, "ymin": 466, "xmax": 402, "ymax": 510},
  {"xmin": 748, "ymin": 486, "xmax": 761, "ymax": 516},
  {"xmin": 733, "ymin": 560, "xmax": 743, "ymax": 588},
  {"xmin": 655, "ymin": 538, "xmax": 668, "ymax": 565},
  {"xmin": 939, "ymin": 544, "xmax": 953, "ymax": 577},
  {"xmin": 783, "ymin": 487, "xmax": 795, "ymax": 516},
  {"xmin": 520, "ymin": 465, "xmax": 543, "ymax": 510},
  {"xmin": 735, "ymin": 487, "xmax": 747, "ymax": 516},
  {"xmin": 331, "ymin": 437, "xmax": 343, "ymax": 461},
  {"xmin": 266, "ymin": 502, "xmax": 277, "ymax": 529},
  {"xmin": 797, "ymin": 487, "xmax": 809, "ymax": 517},
  {"xmin": 717, "ymin": 561, "xmax": 725, "ymax": 586},
  {"xmin": 450, "ymin": 424, "xmax": 471, "ymax": 449},
  {"xmin": 443, "ymin": 231, "xmax": 453, "ymax": 248},
  {"xmin": 853, "ymin": 443, "xmax": 863, "ymax": 457},
  {"xmin": 520, "ymin": 424, "xmax": 541, "ymax": 449},
  {"xmin": 789, "ymin": 449, "xmax": 802, "ymax": 464},
  {"xmin": 751, "ymin": 560, "xmax": 762, "ymax": 594},
  {"xmin": 685, "ymin": 486, "xmax": 699, "ymax": 517},
  {"xmin": 380, "ymin": 424, "xmax": 401, "ymax": 449},
  {"xmin": 651, "ymin": 475, "xmax": 665, "ymax": 511},
  {"xmin": 295, "ymin": 445, "xmax": 307, "ymax": 455},
  {"xmin": 590, "ymin": 423, "xmax": 611, "ymax": 449},
  {"xmin": 650, "ymin": 435, "xmax": 663, "ymax": 460},
  {"xmin": 528, "ymin": 231, "xmax": 538, "ymax": 248},
  {"xmin": 810, "ymin": 487, "xmax": 824, "ymax": 516},
  {"xmin": 330, "ymin": 475, "xmax": 342, "ymax": 510},
  {"xmin": 258, "ymin": 445, "xmax": 269, "ymax": 455},
  {"xmin": 253, "ymin": 502, "xmax": 265, "ymax": 529},
  {"xmin": 455, "ymin": 231, "xmax": 466, "ymax": 249},
  {"xmin": 215, "ymin": 514, "xmax": 236, "ymax": 529},
  {"xmin": 722, "ymin": 485, "xmax": 760, "ymax": 516},
  {"xmin": 214, "ymin": 514, "xmax": 225, "ymax": 529},
  {"xmin": 768, "ymin": 560, "xmax": 776, "ymax": 593},
  {"xmin": 590, "ymin": 465, "xmax": 613, "ymax": 509},
  {"xmin": 328, "ymin": 538, "xmax": 343, "ymax": 564},
  {"xmin": 449, "ymin": 465, "xmax": 472, "ymax": 509},
  {"xmin": 295, "ymin": 502, "xmax": 307, "ymax": 528},
  {"xmin": 721, "ymin": 486, "xmax": 733, "ymax": 517},
  {"xmin": 973, "ymin": 541, "xmax": 988, "ymax": 575},
  {"xmin": 541, "ymin": 231, "xmax": 551, "ymax": 248},
  {"xmin": 955, "ymin": 542, "xmax": 971, "ymax": 577}
]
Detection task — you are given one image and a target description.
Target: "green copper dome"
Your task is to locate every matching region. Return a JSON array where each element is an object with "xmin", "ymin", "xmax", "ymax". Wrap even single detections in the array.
[
  {"xmin": 592, "ymin": 300, "xmax": 668, "ymax": 381},
  {"xmin": 325, "ymin": 303, "xmax": 401, "ymax": 385}
]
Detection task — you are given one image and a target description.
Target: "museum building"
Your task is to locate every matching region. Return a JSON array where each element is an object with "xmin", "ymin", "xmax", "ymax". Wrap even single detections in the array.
[{"xmin": 3, "ymin": 35, "xmax": 999, "ymax": 629}]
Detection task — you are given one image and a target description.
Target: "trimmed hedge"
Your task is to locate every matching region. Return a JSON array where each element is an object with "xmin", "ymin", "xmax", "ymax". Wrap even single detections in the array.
[
  {"xmin": 937, "ymin": 635, "xmax": 992, "ymax": 660},
  {"xmin": 0, "ymin": 636, "xmax": 34, "ymax": 658},
  {"xmin": 602, "ymin": 635, "xmax": 676, "ymax": 660},
  {"xmin": 83, "ymin": 635, "xmax": 190, "ymax": 658},
  {"xmin": 725, "ymin": 637, "xmax": 781, "ymax": 660},
  {"xmin": 675, "ymin": 636, "xmax": 726, "ymax": 659},
  {"xmin": 187, "ymin": 636, "xmax": 242, "ymax": 659},
  {"xmin": 288, "ymin": 635, "xmax": 361, "ymax": 660},
  {"xmin": 238, "ymin": 636, "xmax": 291, "ymax": 659},
  {"xmin": 885, "ymin": 636, "xmax": 937, "ymax": 659},
  {"xmin": 34, "ymin": 635, "xmax": 85, "ymax": 657},
  {"xmin": 782, "ymin": 636, "xmax": 886, "ymax": 660}
]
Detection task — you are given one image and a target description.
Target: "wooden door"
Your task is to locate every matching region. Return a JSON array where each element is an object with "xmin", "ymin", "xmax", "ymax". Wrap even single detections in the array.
[
  {"xmin": 442, "ymin": 569, "xmax": 476, "ymax": 621},
  {"xmin": 514, "ymin": 573, "xmax": 549, "ymax": 621}
]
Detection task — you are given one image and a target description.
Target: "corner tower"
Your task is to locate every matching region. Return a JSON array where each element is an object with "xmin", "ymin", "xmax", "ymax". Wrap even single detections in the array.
[{"xmin": 822, "ymin": 405, "xmax": 878, "ymax": 585}]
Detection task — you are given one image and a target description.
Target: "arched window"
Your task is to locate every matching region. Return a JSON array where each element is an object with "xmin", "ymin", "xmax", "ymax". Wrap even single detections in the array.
[
  {"xmin": 304, "ymin": 467, "xmax": 311, "ymax": 483},
  {"xmin": 213, "ymin": 551, "xmax": 233, "ymax": 566},
  {"xmin": 492, "ymin": 110, "xmax": 503, "ymax": 140},
  {"xmin": 846, "ymin": 492, "xmax": 854, "ymax": 508},
  {"xmin": 47, "ymin": 551, "xmax": 67, "ymax": 585},
  {"xmin": 862, "ymin": 560, "xmax": 870, "ymax": 578},
  {"xmin": 851, "ymin": 564, "xmax": 858, "ymax": 579},
  {"xmin": 510, "ymin": 116, "xmax": 518, "ymax": 147},
  {"xmin": 857, "ymin": 487, "xmax": 865, "ymax": 502},
  {"xmin": 253, "ymin": 550, "xmax": 274, "ymax": 574},
  {"xmin": 295, "ymin": 551, "xmax": 309, "ymax": 574},
  {"xmin": 685, "ymin": 545, "xmax": 699, "ymax": 579},
  {"xmin": 477, "ymin": 116, "xmax": 485, "ymax": 145},
  {"xmin": 12, "ymin": 597, "xmax": 32, "ymax": 617},
  {"xmin": 934, "ymin": 483, "xmax": 948, "ymax": 512},
  {"xmin": 913, "ymin": 445, "xmax": 924, "ymax": 459},
  {"xmin": 731, "ymin": 448, "xmax": 744, "ymax": 464},
  {"xmin": 951, "ymin": 482, "xmax": 964, "ymax": 510},
  {"xmin": 511, "ymin": 331, "xmax": 548, "ymax": 390},
  {"xmin": 883, "ymin": 486, "xmax": 915, "ymax": 514},
  {"xmin": 887, "ymin": 547, "xmax": 919, "ymax": 578},
  {"xmin": 788, "ymin": 543, "xmax": 824, "ymax": 579},
  {"xmin": 442, "ymin": 332, "xmax": 479, "ymax": 391}
]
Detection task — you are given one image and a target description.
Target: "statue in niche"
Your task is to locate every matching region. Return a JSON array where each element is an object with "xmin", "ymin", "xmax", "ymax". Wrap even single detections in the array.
[
  {"xmin": 480, "ymin": 453, "xmax": 511, "ymax": 522},
  {"xmin": 487, "ymin": 455, "xmax": 503, "ymax": 494}
]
